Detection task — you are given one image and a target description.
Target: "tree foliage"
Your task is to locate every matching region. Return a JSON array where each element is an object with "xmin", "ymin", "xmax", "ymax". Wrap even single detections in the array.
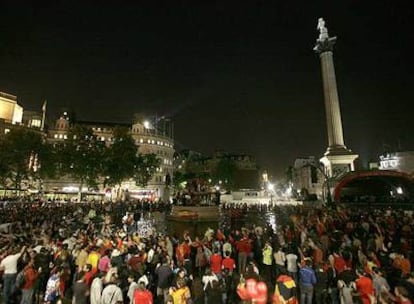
[
  {"xmin": 0, "ymin": 128, "xmax": 44, "ymax": 190},
  {"xmin": 37, "ymin": 142, "xmax": 58, "ymax": 181},
  {"xmin": 213, "ymin": 157, "xmax": 237, "ymax": 190},
  {"xmin": 0, "ymin": 137, "xmax": 9, "ymax": 187},
  {"xmin": 0, "ymin": 124, "xmax": 165, "ymax": 197},
  {"xmin": 103, "ymin": 127, "xmax": 137, "ymax": 187},
  {"xmin": 134, "ymin": 153, "xmax": 160, "ymax": 187},
  {"xmin": 59, "ymin": 125, "xmax": 106, "ymax": 192}
]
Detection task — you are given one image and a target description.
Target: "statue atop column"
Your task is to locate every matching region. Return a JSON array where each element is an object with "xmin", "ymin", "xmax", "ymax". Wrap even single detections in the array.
[
  {"xmin": 314, "ymin": 17, "xmax": 336, "ymax": 53},
  {"xmin": 317, "ymin": 18, "xmax": 329, "ymax": 41}
]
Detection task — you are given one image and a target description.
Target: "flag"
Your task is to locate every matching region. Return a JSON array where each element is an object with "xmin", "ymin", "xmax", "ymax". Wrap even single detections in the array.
[{"xmin": 42, "ymin": 100, "xmax": 47, "ymax": 112}]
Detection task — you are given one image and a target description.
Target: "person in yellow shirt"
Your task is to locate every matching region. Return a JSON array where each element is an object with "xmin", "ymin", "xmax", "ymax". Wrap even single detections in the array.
[
  {"xmin": 75, "ymin": 245, "xmax": 89, "ymax": 271},
  {"xmin": 87, "ymin": 246, "xmax": 100, "ymax": 272},
  {"xmin": 262, "ymin": 241, "xmax": 273, "ymax": 282},
  {"xmin": 171, "ymin": 278, "xmax": 192, "ymax": 304}
]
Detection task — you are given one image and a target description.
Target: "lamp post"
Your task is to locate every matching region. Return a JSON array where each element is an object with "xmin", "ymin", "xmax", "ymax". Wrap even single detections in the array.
[{"xmin": 267, "ymin": 183, "xmax": 274, "ymax": 204}]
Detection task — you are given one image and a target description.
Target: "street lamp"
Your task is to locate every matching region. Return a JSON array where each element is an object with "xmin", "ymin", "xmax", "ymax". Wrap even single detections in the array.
[
  {"xmin": 267, "ymin": 183, "xmax": 274, "ymax": 192},
  {"xmin": 267, "ymin": 183, "xmax": 274, "ymax": 204}
]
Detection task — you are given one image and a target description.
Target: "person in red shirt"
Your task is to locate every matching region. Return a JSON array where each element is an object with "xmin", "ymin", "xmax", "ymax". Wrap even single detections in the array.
[
  {"xmin": 210, "ymin": 248, "xmax": 223, "ymax": 275},
  {"xmin": 221, "ymin": 251, "xmax": 235, "ymax": 274},
  {"xmin": 355, "ymin": 268, "xmax": 374, "ymax": 304},
  {"xmin": 176, "ymin": 240, "xmax": 191, "ymax": 267},
  {"xmin": 332, "ymin": 251, "xmax": 346, "ymax": 274},
  {"xmin": 83, "ymin": 264, "xmax": 95, "ymax": 287},
  {"xmin": 236, "ymin": 235, "xmax": 251, "ymax": 274},
  {"xmin": 21, "ymin": 259, "xmax": 40, "ymax": 304},
  {"xmin": 134, "ymin": 282, "xmax": 153, "ymax": 304},
  {"xmin": 216, "ymin": 229, "xmax": 225, "ymax": 242}
]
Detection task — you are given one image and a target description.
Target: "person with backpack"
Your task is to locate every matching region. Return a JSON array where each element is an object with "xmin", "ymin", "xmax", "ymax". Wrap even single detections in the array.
[
  {"xmin": 20, "ymin": 258, "xmax": 41, "ymax": 304},
  {"xmin": 337, "ymin": 265, "xmax": 357, "ymax": 304},
  {"xmin": 273, "ymin": 268, "xmax": 298, "ymax": 304}
]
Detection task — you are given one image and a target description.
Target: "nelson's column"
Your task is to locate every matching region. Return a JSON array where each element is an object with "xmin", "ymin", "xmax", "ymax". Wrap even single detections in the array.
[{"xmin": 314, "ymin": 18, "xmax": 358, "ymax": 177}]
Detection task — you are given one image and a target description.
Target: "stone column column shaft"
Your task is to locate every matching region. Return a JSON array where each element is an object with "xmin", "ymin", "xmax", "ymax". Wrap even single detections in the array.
[
  {"xmin": 320, "ymin": 51, "xmax": 345, "ymax": 148},
  {"xmin": 314, "ymin": 18, "xmax": 358, "ymax": 180}
]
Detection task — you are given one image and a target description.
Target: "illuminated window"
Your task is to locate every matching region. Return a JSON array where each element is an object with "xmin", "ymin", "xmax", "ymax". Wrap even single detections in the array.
[
  {"xmin": 147, "ymin": 139, "xmax": 151, "ymax": 143},
  {"xmin": 59, "ymin": 134, "xmax": 63, "ymax": 139},
  {"xmin": 4, "ymin": 128, "xmax": 10, "ymax": 134},
  {"xmin": 54, "ymin": 134, "xmax": 58, "ymax": 139},
  {"xmin": 63, "ymin": 135, "xmax": 67, "ymax": 139},
  {"xmin": 140, "ymin": 139, "xmax": 143, "ymax": 143},
  {"xmin": 101, "ymin": 137, "xmax": 105, "ymax": 141},
  {"xmin": 31, "ymin": 119, "xmax": 41, "ymax": 128}
]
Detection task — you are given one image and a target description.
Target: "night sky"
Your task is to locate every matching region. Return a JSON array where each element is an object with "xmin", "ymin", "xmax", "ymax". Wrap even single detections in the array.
[{"xmin": 1, "ymin": 1, "xmax": 413, "ymax": 177}]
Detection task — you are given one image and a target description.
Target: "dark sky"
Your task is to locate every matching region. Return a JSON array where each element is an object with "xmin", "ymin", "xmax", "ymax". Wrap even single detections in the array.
[{"xmin": 1, "ymin": 1, "xmax": 413, "ymax": 177}]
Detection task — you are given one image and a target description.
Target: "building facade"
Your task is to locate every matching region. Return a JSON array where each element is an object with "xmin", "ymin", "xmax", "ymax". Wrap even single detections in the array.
[
  {"xmin": 1, "ymin": 90, "xmax": 175, "ymax": 200},
  {"xmin": 292, "ymin": 157, "xmax": 325, "ymax": 200},
  {"xmin": 379, "ymin": 151, "xmax": 414, "ymax": 175},
  {"xmin": 45, "ymin": 112, "xmax": 175, "ymax": 200},
  {"xmin": 0, "ymin": 92, "xmax": 23, "ymax": 125},
  {"xmin": 0, "ymin": 92, "xmax": 24, "ymax": 136}
]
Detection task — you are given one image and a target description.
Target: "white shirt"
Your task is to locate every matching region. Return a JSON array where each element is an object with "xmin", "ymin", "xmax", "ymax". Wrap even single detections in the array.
[
  {"xmin": 101, "ymin": 284, "xmax": 123, "ymax": 304},
  {"xmin": 202, "ymin": 274, "xmax": 218, "ymax": 291},
  {"xmin": 274, "ymin": 250, "xmax": 286, "ymax": 266},
  {"xmin": 127, "ymin": 281, "xmax": 138, "ymax": 303},
  {"xmin": 0, "ymin": 253, "xmax": 22, "ymax": 274},
  {"xmin": 147, "ymin": 248, "xmax": 154, "ymax": 263},
  {"xmin": 138, "ymin": 274, "xmax": 149, "ymax": 287},
  {"xmin": 286, "ymin": 253, "xmax": 298, "ymax": 273},
  {"xmin": 90, "ymin": 277, "xmax": 103, "ymax": 304}
]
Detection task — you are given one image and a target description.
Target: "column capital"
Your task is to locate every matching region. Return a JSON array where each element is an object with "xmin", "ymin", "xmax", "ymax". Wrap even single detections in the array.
[{"xmin": 314, "ymin": 36, "xmax": 337, "ymax": 54}]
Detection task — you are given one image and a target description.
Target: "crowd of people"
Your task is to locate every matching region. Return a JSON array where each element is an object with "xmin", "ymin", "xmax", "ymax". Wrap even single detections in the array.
[{"xmin": 0, "ymin": 198, "xmax": 413, "ymax": 304}]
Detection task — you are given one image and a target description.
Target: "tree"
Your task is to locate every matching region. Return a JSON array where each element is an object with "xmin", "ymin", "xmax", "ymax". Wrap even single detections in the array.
[
  {"xmin": 0, "ymin": 128, "xmax": 44, "ymax": 191},
  {"xmin": 134, "ymin": 153, "xmax": 160, "ymax": 187},
  {"xmin": 37, "ymin": 142, "xmax": 59, "ymax": 181},
  {"xmin": 213, "ymin": 157, "xmax": 237, "ymax": 190},
  {"xmin": 59, "ymin": 125, "xmax": 106, "ymax": 200},
  {"xmin": 0, "ymin": 137, "xmax": 9, "ymax": 188},
  {"xmin": 103, "ymin": 127, "xmax": 137, "ymax": 199}
]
